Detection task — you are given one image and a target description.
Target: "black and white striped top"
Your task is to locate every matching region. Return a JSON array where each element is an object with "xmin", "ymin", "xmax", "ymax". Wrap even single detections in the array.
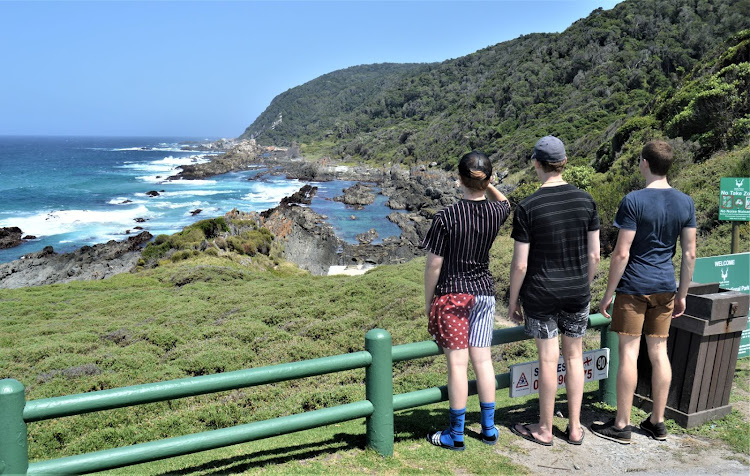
[
  {"xmin": 422, "ymin": 199, "xmax": 511, "ymax": 296},
  {"xmin": 511, "ymin": 184, "xmax": 599, "ymax": 314}
]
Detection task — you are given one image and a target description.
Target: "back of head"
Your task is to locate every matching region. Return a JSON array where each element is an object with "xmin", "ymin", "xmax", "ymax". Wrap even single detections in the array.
[
  {"xmin": 532, "ymin": 135, "xmax": 567, "ymax": 173},
  {"xmin": 642, "ymin": 140, "xmax": 674, "ymax": 176},
  {"xmin": 458, "ymin": 150, "xmax": 492, "ymax": 191}
]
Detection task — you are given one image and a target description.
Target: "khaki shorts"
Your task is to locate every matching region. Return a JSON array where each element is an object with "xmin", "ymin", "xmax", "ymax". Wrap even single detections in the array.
[{"xmin": 611, "ymin": 293, "xmax": 675, "ymax": 338}]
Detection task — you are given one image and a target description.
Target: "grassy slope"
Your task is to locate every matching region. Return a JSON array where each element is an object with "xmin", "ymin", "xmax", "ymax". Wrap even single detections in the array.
[{"xmin": 1, "ymin": 209, "xmax": 748, "ymax": 473}]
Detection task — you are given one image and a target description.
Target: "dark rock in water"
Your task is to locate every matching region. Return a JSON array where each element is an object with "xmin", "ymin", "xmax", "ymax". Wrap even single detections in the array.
[
  {"xmin": 274, "ymin": 184, "xmax": 317, "ymax": 209},
  {"xmin": 134, "ymin": 217, "xmax": 147, "ymax": 223},
  {"xmin": 120, "ymin": 199, "xmax": 133, "ymax": 204},
  {"xmin": 190, "ymin": 209, "xmax": 202, "ymax": 216},
  {"xmin": 0, "ymin": 227, "xmax": 23, "ymax": 249},
  {"xmin": 0, "ymin": 232, "xmax": 153, "ymax": 289},
  {"xmin": 146, "ymin": 190, "xmax": 160, "ymax": 197},
  {"xmin": 23, "ymin": 235, "xmax": 37, "ymax": 240},
  {"xmin": 356, "ymin": 228, "xmax": 378, "ymax": 245},
  {"xmin": 133, "ymin": 226, "xmax": 143, "ymax": 230},
  {"xmin": 333, "ymin": 183, "xmax": 376, "ymax": 208}
]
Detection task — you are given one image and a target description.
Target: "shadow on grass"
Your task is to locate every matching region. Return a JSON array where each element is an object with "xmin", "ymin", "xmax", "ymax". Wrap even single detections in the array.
[
  {"xmin": 157, "ymin": 391, "xmax": 614, "ymax": 474},
  {"xmin": 155, "ymin": 432, "xmax": 363, "ymax": 475}
]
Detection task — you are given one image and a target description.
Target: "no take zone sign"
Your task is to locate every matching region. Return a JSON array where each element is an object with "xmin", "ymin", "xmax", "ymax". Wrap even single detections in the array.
[{"xmin": 509, "ymin": 348, "xmax": 610, "ymax": 398}]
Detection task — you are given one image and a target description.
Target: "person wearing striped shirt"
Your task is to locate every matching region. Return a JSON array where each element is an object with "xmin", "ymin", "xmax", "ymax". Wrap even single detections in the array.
[
  {"xmin": 422, "ymin": 150, "xmax": 511, "ymax": 451},
  {"xmin": 508, "ymin": 136, "xmax": 600, "ymax": 446}
]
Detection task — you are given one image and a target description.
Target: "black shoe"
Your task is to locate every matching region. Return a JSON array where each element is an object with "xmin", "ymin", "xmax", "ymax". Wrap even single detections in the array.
[
  {"xmin": 640, "ymin": 415, "xmax": 667, "ymax": 441},
  {"xmin": 590, "ymin": 419, "xmax": 631, "ymax": 445}
]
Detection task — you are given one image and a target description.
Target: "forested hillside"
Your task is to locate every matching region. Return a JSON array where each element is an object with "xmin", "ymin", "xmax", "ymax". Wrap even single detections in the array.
[{"xmin": 241, "ymin": 0, "xmax": 748, "ymax": 173}]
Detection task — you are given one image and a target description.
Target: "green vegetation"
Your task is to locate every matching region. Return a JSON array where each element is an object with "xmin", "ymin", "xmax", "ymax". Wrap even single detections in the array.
[
  {"xmin": 243, "ymin": 0, "xmax": 749, "ymax": 173},
  {"xmin": 140, "ymin": 216, "xmax": 278, "ymax": 268}
]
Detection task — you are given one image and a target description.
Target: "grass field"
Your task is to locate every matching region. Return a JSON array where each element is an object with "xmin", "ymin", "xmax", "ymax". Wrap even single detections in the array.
[{"xmin": 2, "ymin": 239, "xmax": 748, "ymax": 474}]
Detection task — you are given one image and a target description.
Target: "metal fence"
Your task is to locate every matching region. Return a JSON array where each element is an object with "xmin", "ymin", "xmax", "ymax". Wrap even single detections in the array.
[{"xmin": 0, "ymin": 315, "xmax": 615, "ymax": 475}]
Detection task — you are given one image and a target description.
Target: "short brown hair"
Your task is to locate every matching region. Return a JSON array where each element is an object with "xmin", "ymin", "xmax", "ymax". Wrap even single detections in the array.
[
  {"xmin": 641, "ymin": 140, "xmax": 674, "ymax": 176},
  {"xmin": 537, "ymin": 158, "xmax": 567, "ymax": 174}
]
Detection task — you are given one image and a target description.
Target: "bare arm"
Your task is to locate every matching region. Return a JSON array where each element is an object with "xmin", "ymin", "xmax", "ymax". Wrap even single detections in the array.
[
  {"xmin": 485, "ymin": 183, "xmax": 508, "ymax": 203},
  {"xmin": 587, "ymin": 229, "xmax": 601, "ymax": 284},
  {"xmin": 508, "ymin": 241, "xmax": 530, "ymax": 324},
  {"xmin": 599, "ymin": 228, "xmax": 636, "ymax": 318},
  {"xmin": 673, "ymin": 226, "xmax": 697, "ymax": 318},
  {"xmin": 424, "ymin": 252, "xmax": 444, "ymax": 317}
]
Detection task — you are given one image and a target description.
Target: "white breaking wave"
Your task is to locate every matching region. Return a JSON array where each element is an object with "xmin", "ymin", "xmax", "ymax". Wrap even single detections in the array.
[
  {"xmin": 241, "ymin": 181, "xmax": 304, "ymax": 203},
  {"xmin": 150, "ymin": 201, "xmax": 203, "ymax": 209},
  {"xmin": 159, "ymin": 190, "xmax": 234, "ymax": 197},
  {"xmin": 0, "ymin": 205, "xmax": 151, "ymax": 237}
]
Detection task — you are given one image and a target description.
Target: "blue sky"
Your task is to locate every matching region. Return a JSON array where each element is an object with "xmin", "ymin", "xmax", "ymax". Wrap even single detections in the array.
[{"xmin": 0, "ymin": 1, "xmax": 622, "ymax": 139}]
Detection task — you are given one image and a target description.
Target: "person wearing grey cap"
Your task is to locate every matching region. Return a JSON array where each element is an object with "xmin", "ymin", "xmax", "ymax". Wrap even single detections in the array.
[{"xmin": 508, "ymin": 135, "xmax": 600, "ymax": 446}]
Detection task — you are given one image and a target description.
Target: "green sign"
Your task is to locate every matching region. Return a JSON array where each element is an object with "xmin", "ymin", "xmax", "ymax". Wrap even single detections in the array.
[
  {"xmin": 719, "ymin": 177, "xmax": 750, "ymax": 221},
  {"xmin": 692, "ymin": 252, "xmax": 750, "ymax": 358}
]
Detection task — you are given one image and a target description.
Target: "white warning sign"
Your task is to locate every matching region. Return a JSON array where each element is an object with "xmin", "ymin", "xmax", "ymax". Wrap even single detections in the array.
[{"xmin": 509, "ymin": 348, "xmax": 610, "ymax": 398}]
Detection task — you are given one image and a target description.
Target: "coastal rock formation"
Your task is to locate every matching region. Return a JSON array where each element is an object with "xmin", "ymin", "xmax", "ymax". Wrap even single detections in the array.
[
  {"xmin": 333, "ymin": 183, "xmax": 376, "ymax": 208},
  {"xmin": 0, "ymin": 231, "xmax": 153, "ymax": 289},
  {"xmin": 169, "ymin": 139, "xmax": 267, "ymax": 180},
  {"xmin": 0, "ymin": 227, "xmax": 23, "ymax": 249},
  {"xmin": 356, "ymin": 228, "xmax": 378, "ymax": 245},
  {"xmin": 259, "ymin": 185, "xmax": 424, "ymax": 275}
]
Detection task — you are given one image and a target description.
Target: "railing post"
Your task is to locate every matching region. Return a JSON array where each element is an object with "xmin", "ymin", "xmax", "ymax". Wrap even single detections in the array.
[
  {"xmin": 365, "ymin": 329, "xmax": 393, "ymax": 457},
  {"xmin": 599, "ymin": 324, "xmax": 619, "ymax": 407},
  {"xmin": 0, "ymin": 379, "xmax": 29, "ymax": 475}
]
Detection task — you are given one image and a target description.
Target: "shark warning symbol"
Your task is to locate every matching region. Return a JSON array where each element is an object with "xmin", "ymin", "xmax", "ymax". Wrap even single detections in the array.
[{"xmin": 516, "ymin": 372, "xmax": 529, "ymax": 388}]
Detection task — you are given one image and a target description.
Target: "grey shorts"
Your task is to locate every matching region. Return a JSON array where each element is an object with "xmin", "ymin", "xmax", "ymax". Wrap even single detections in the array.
[{"xmin": 523, "ymin": 306, "xmax": 590, "ymax": 339}]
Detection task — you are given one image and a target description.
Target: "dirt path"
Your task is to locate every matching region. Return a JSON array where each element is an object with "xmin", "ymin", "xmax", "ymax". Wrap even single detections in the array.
[
  {"xmin": 495, "ymin": 408, "xmax": 748, "ymax": 475},
  {"xmin": 492, "ymin": 315, "xmax": 750, "ymax": 474}
]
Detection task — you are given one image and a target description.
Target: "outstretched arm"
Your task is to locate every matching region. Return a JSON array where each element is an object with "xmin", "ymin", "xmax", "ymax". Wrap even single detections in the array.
[
  {"xmin": 599, "ymin": 229, "xmax": 635, "ymax": 318},
  {"xmin": 674, "ymin": 226, "xmax": 697, "ymax": 318}
]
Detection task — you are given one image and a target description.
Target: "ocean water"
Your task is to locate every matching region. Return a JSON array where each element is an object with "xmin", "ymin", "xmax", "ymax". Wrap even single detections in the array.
[{"xmin": 0, "ymin": 136, "xmax": 402, "ymax": 264}]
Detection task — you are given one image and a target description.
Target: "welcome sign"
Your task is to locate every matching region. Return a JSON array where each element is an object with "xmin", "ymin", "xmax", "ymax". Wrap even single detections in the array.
[{"xmin": 692, "ymin": 252, "xmax": 750, "ymax": 358}]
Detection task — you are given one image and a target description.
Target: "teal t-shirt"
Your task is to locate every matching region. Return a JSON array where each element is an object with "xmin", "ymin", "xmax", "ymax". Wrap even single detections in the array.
[{"xmin": 614, "ymin": 187, "xmax": 696, "ymax": 295}]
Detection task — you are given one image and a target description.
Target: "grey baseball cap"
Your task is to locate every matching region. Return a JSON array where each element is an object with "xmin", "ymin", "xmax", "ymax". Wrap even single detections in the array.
[{"xmin": 532, "ymin": 135, "xmax": 566, "ymax": 163}]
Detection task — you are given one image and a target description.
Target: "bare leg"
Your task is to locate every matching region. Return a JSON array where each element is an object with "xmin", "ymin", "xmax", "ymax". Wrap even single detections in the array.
[
  {"xmin": 469, "ymin": 346, "xmax": 496, "ymax": 403},
  {"xmin": 646, "ymin": 336, "xmax": 671, "ymax": 423},
  {"xmin": 561, "ymin": 334, "xmax": 584, "ymax": 441},
  {"xmin": 514, "ymin": 337, "xmax": 558, "ymax": 444},
  {"xmin": 615, "ymin": 334, "xmax": 641, "ymax": 428},
  {"xmin": 444, "ymin": 348, "xmax": 470, "ymax": 409}
]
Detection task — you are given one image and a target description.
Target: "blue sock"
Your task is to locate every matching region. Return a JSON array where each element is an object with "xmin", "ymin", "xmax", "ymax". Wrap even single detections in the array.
[
  {"xmin": 441, "ymin": 407, "xmax": 465, "ymax": 445},
  {"xmin": 480, "ymin": 402, "xmax": 497, "ymax": 437}
]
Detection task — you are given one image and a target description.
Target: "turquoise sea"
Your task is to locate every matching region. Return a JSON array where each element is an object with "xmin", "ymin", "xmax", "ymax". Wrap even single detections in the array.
[{"xmin": 0, "ymin": 136, "xmax": 402, "ymax": 263}]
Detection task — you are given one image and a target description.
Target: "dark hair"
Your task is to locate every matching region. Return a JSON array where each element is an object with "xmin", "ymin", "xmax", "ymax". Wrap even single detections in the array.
[
  {"xmin": 641, "ymin": 140, "xmax": 674, "ymax": 176},
  {"xmin": 458, "ymin": 150, "xmax": 492, "ymax": 191},
  {"xmin": 536, "ymin": 158, "xmax": 567, "ymax": 174}
]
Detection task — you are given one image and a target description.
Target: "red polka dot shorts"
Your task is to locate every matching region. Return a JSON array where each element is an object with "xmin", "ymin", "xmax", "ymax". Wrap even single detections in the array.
[{"xmin": 428, "ymin": 293, "xmax": 475, "ymax": 350}]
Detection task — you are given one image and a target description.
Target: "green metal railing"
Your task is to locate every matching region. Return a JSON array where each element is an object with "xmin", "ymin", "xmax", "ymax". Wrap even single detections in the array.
[{"xmin": 0, "ymin": 315, "xmax": 616, "ymax": 475}]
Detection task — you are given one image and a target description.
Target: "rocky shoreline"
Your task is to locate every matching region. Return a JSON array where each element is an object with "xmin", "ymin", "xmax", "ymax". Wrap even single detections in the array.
[
  {"xmin": 0, "ymin": 139, "xmax": 512, "ymax": 287},
  {"xmin": 0, "ymin": 232, "xmax": 152, "ymax": 289}
]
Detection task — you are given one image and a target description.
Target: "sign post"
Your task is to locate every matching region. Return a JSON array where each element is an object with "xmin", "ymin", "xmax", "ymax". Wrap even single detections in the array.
[{"xmin": 719, "ymin": 177, "xmax": 750, "ymax": 254}]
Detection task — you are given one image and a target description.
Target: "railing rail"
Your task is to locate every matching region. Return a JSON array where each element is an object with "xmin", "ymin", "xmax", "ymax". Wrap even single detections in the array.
[{"xmin": 0, "ymin": 314, "xmax": 615, "ymax": 475}]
